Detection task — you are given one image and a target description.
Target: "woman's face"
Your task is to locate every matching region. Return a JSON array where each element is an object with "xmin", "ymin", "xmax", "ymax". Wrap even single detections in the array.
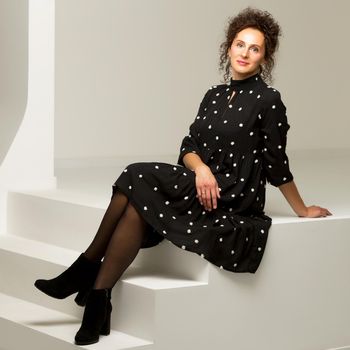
[{"xmin": 227, "ymin": 27, "xmax": 266, "ymax": 80}]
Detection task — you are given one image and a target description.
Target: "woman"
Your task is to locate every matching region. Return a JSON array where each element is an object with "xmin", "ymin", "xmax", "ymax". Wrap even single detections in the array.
[{"xmin": 34, "ymin": 6, "xmax": 332, "ymax": 346}]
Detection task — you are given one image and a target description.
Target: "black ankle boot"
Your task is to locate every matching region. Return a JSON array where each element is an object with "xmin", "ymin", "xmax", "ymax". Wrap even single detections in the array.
[
  {"xmin": 34, "ymin": 253, "xmax": 101, "ymax": 306},
  {"xmin": 74, "ymin": 288, "xmax": 112, "ymax": 345}
]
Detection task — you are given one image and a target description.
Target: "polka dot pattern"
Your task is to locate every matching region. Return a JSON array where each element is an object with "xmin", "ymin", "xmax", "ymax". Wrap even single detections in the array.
[{"xmin": 112, "ymin": 72, "xmax": 292, "ymax": 274}]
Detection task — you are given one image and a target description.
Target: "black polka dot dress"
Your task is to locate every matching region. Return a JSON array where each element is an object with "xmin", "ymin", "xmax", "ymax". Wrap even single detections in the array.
[{"xmin": 112, "ymin": 72, "xmax": 294, "ymax": 273}]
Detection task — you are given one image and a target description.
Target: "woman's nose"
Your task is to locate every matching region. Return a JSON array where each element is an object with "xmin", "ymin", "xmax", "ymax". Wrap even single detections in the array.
[{"xmin": 241, "ymin": 48, "xmax": 249, "ymax": 57}]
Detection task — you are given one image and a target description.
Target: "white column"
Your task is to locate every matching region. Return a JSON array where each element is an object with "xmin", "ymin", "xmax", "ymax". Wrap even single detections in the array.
[{"xmin": 0, "ymin": 0, "xmax": 56, "ymax": 191}]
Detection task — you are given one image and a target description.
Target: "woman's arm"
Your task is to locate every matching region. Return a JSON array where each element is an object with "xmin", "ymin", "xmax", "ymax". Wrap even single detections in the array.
[
  {"xmin": 182, "ymin": 152, "xmax": 205, "ymax": 172},
  {"xmin": 278, "ymin": 180, "xmax": 332, "ymax": 218}
]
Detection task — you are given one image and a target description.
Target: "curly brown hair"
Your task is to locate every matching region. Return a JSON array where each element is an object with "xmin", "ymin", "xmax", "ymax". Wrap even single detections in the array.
[{"xmin": 219, "ymin": 7, "xmax": 282, "ymax": 84}]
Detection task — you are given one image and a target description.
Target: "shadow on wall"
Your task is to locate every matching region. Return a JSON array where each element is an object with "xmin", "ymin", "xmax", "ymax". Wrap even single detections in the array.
[{"xmin": 0, "ymin": 0, "xmax": 28, "ymax": 165}]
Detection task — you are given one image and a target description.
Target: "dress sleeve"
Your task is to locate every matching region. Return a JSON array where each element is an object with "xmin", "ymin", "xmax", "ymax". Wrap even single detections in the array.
[
  {"xmin": 177, "ymin": 88, "xmax": 212, "ymax": 166},
  {"xmin": 260, "ymin": 91, "xmax": 294, "ymax": 187}
]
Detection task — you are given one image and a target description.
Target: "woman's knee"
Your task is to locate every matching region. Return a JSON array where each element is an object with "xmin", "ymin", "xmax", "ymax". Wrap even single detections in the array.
[
  {"xmin": 124, "ymin": 202, "xmax": 142, "ymax": 221},
  {"xmin": 111, "ymin": 190, "xmax": 128, "ymax": 202}
]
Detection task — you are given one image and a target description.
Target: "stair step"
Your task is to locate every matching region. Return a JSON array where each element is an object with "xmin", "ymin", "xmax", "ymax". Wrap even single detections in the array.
[
  {"xmin": 123, "ymin": 274, "xmax": 207, "ymax": 289},
  {"xmin": 0, "ymin": 234, "xmax": 208, "ymax": 342},
  {"xmin": 0, "ymin": 292, "xmax": 153, "ymax": 350},
  {"xmin": 0, "ymin": 231, "xmax": 79, "ymax": 264}
]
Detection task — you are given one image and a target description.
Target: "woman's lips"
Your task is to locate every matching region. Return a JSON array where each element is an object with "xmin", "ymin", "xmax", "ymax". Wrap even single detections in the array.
[{"xmin": 237, "ymin": 60, "xmax": 249, "ymax": 66}]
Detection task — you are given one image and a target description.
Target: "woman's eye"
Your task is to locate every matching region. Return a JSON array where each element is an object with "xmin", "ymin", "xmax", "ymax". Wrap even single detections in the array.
[
  {"xmin": 237, "ymin": 42, "xmax": 243, "ymax": 47},
  {"xmin": 251, "ymin": 47, "xmax": 259, "ymax": 52}
]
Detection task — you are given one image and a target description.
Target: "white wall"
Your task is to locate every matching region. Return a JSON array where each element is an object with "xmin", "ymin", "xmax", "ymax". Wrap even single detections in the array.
[
  {"xmin": 0, "ymin": 0, "xmax": 28, "ymax": 164},
  {"xmin": 54, "ymin": 0, "xmax": 350, "ymax": 161}
]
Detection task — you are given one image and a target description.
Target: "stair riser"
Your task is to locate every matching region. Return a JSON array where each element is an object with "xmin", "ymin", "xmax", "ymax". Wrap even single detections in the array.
[
  {"xmin": 0, "ymin": 249, "xmax": 84, "ymax": 318},
  {"xmin": 7, "ymin": 192, "xmax": 104, "ymax": 251},
  {"xmin": 0, "ymin": 317, "xmax": 77, "ymax": 350},
  {"xmin": 205, "ymin": 218, "xmax": 350, "ymax": 350},
  {"xmin": 112, "ymin": 283, "xmax": 156, "ymax": 341},
  {"xmin": 0, "ymin": 314, "xmax": 155, "ymax": 350}
]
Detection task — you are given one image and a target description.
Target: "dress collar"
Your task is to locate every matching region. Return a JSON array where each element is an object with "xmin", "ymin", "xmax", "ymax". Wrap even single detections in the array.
[{"xmin": 229, "ymin": 72, "xmax": 261, "ymax": 89}]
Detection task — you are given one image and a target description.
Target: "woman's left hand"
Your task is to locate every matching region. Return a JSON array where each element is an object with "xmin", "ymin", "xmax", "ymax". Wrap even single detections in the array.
[{"xmin": 299, "ymin": 205, "xmax": 332, "ymax": 218}]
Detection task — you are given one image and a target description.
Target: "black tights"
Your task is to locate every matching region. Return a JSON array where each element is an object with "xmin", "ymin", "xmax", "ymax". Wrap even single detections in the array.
[{"xmin": 84, "ymin": 191, "xmax": 147, "ymax": 289}]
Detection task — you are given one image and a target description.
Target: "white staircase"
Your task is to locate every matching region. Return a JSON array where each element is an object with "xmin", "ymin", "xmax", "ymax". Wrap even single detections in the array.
[
  {"xmin": 1, "ymin": 151, "xmax": 350, "ymax": 350},
  {"xmin": 1, "ymin": 1, "xmax": 349, "ymax": 349}
]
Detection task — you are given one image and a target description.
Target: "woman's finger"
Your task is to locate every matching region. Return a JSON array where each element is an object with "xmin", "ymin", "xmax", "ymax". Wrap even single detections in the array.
[
  {"xmin": 216, "ymin": 185, "xmax": 221, "ymax": 199},
  {"xmin": 210, "ymin": 187, "xmax": 217, "ymax": 210},
  {"xmin": 199, "ymin": 187, "xmax": 207, "ymax": 208},
  {"xmin": 204, "ymin": 189, "xmax": 212, "ymax": 211},
  {"xmin": 203, "ymin": 189, "xmax": 211, "ymax": 211},
  {"xmin": 323, "ymin": 209, "xmax": 329, "ymax": 216},
  {"xmin": 320, "ymin": 208, "xmax": 331, "ymax": 217},
  {"xmin": 323, "ymin": 207, "xmax": 332, "ymax": 216},
  {"xmin": 196, "ymin": 186, "xmax": 203, "ymax": 205},
  {"xmin": 320, "ymin": 207, "xmax": 330, "ymax": 217}
]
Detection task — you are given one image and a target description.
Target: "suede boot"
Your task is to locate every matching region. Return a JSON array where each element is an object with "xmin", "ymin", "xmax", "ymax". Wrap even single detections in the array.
[
  {"xmin": 34, "ymin": 253, "xmax": 101, "ymax": 306},
  {"xmin": 74, "ymin": 288, "xmax": 112, "ymax": 345}
]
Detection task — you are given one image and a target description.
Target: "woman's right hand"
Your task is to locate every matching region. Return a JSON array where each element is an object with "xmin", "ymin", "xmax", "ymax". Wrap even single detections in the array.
[{"xmin": 194, "ymin": 164, "xmax": 221, "ymax": 211}]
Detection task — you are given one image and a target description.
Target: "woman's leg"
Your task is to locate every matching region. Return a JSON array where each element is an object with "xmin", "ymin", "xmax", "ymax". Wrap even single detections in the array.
[
  {"xmin": 34, "ymin": 191, "xmax": 137, "ymax": 307},
  {"xmin": 75, "ymin": 202, "xmax": 148, "ymax": 345},
  {"xmin": 93, "ymin": 202, "xmax": 147, "ymax": 289},
  {"xmin": 84, "ymin": 191, "xmax": 129, "ymax": 262}
]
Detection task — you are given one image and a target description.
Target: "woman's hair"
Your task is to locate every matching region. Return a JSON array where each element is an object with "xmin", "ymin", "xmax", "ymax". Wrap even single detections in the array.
[{"xmin": 219, "ymin": 7, "xmax": 282, "ymax": 84}]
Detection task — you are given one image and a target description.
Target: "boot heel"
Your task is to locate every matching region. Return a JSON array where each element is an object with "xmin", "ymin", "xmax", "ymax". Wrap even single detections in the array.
[
  {"xmin": 75, "ymin": 288, "xmax": 112, "ymax": 345},
  {"xmin": 74, "ymin": 289, "xmax": 89, "ymax": 306},
  {"xmin": 100, "ymin": 303, "xmax": 111, "ymax": 335}
]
